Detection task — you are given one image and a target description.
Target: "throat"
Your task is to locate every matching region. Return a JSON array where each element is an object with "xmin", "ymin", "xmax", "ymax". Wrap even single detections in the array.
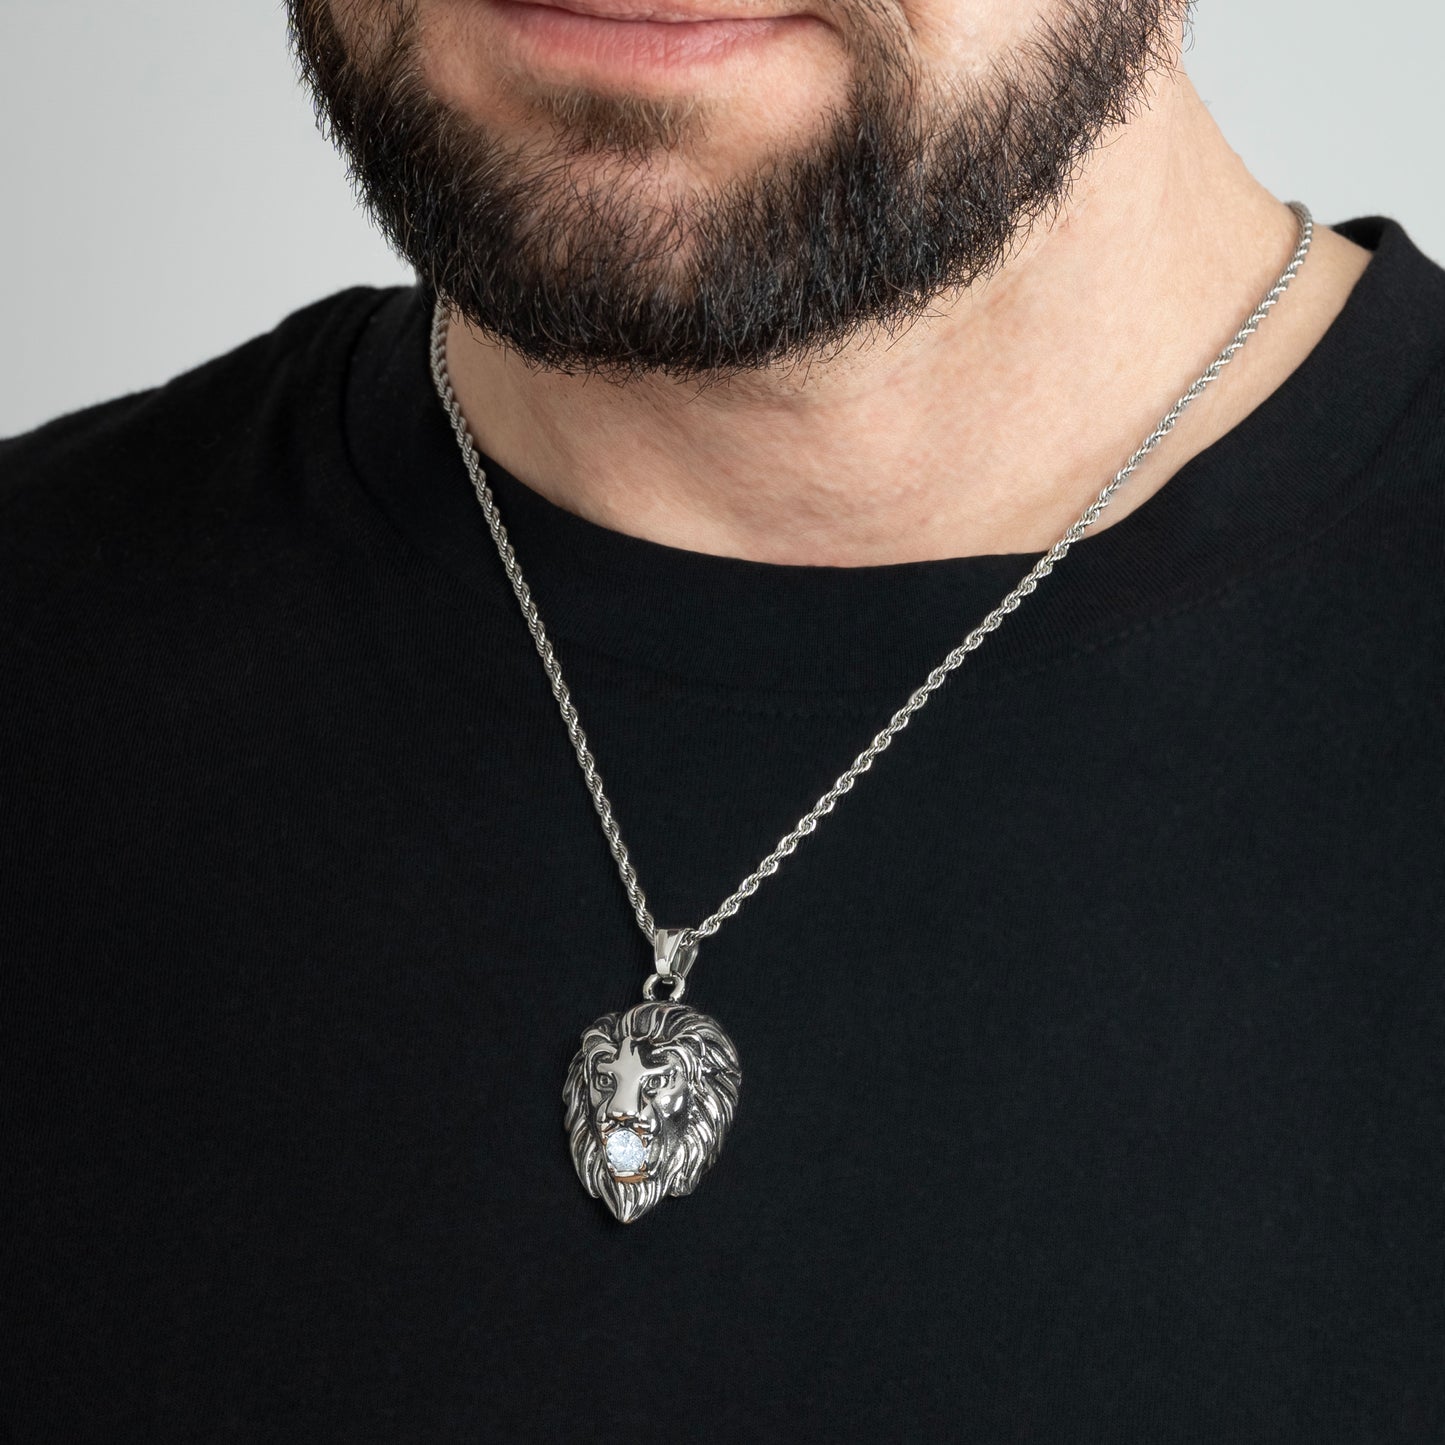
[{"xmin": 438, "ymin": 95, "xmax": 1370, "ymax": 567}]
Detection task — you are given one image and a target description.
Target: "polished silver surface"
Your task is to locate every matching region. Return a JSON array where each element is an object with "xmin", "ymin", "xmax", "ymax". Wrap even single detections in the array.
[
  {"xmin": 644, "ymin": 926, "xmax": 699, "ymax": 1001},
  {"xmin": 563, "ymin": 1001, "xmax": 743, "ymax": 1223},
  {"xmin": 429, "ymin": 204, "xmax": 1314, "ymax": 983}
]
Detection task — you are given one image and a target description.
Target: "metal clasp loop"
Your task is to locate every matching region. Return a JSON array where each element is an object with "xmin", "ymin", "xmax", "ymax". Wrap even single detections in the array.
[{"xmin": 644, "ymin": 927, "xmax": 699, "ymax": 1002}]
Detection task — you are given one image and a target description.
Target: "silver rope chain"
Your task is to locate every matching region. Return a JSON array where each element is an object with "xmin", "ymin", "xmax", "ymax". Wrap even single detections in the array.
[{"xmin": 429, "ymin": 201, "xmax": 1313, "ymax": 976}]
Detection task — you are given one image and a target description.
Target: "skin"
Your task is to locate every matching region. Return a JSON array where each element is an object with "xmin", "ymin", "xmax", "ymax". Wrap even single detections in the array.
[{"xmin": 341, "ymin": 0, "xmax": 1373, "ymax": 564}]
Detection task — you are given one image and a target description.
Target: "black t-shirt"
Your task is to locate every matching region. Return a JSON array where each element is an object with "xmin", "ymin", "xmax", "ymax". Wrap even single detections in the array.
[{"xmin": 2, "ymin": 216, "xmax": 1443, "ymax": 1443}]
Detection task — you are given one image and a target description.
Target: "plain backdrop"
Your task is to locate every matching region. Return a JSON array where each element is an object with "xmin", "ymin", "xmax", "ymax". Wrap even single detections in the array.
[{"xmin": 1, "ymin": 0, "xmax": 1442, "ymax": 437}]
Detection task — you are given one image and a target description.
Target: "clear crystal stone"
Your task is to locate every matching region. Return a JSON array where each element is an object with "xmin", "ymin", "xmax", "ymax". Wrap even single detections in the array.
[{"xmin": 605, "ymin": 1129, "xmax": 648, "ymax": 1176}]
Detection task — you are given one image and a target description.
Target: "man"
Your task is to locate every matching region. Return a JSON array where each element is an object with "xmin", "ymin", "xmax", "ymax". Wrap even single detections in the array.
[{"xmin": 1, "ymin": 0, "xmax": 1440, "ymax": 1438}]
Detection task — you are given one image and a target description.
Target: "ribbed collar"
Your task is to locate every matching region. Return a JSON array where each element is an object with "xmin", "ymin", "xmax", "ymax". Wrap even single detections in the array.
[{"xmin": 342, "ymin": 217, "xmax": 1445, "ymax": 695}]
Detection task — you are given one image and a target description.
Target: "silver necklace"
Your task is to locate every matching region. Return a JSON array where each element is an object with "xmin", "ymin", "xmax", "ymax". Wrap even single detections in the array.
[{"xmin": 429, "ymin": 202, "xmax": 1314, "ymax": 1223}]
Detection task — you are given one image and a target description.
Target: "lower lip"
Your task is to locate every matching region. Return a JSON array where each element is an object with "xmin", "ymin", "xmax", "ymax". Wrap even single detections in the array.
[{"xmin": 489, "ymin": 0, "xmax": 801, "ymax": 76}]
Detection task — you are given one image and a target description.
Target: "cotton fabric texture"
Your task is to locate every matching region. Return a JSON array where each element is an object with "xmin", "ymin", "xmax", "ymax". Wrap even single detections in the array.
[{"xmin": 1, "ymin": 217, "xmax": 1442, "ymax": 1442}]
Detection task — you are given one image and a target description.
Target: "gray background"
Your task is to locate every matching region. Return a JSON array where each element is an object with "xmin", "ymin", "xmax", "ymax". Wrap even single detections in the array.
[{"xmin": 2, "ymin": 0, "xmax": 1441, "ymax": 437}]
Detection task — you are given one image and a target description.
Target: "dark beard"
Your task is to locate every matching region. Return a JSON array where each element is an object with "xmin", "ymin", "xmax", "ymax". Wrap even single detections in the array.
[{"xmin": 289, "ymin": 0, "xmax": 1185, "ymax": 380}]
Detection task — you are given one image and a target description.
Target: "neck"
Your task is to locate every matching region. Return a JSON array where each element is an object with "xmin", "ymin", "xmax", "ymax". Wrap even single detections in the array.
[{"xmin": 441, "ymin": 70, "xmax": 1371, "ymax": 567}]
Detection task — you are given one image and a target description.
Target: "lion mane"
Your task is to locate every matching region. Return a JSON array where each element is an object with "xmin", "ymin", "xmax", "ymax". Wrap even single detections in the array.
[{"xmin": 564, "ymin": 1001, "xmax": 742, "ymax": 1224}]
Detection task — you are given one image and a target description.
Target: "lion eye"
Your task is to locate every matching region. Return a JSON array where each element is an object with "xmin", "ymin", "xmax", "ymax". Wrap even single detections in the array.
[{"xmin": 645, "ymin": 1072, "xmax": 674, "ymax": 1095}]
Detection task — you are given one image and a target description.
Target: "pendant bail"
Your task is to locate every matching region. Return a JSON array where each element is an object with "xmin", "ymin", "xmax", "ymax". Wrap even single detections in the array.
[{"xmin": 644, "ymin": 927, "xmax": 699, "ymax": 1002}]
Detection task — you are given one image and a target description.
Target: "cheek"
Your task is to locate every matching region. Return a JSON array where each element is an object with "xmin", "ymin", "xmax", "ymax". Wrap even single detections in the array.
[
  {"xmin": 896, "ymin": 0, "xmax": 1058, "ymax": 76},
  {"xmin": 323, "ymin": 0, "xmax": 412, "ymax": 73},
  {"xmin": 655, "ymin": 1088, "xmax": 690, "ymax": 1122}
]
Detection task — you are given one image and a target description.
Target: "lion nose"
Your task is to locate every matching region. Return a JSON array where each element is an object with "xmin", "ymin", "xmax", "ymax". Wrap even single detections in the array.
[{"xmin": 609, "ymin": 1080, "xmax": 645, "ymax": 1117}]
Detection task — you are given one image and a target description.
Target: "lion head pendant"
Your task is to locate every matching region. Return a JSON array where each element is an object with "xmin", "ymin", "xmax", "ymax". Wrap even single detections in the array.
[{"xmin": 563, "ymin": 1001, "xmax": 742, "ymax": 1224}]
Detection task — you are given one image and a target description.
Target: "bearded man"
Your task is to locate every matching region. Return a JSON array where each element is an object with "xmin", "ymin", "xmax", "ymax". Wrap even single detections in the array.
[{"xmin": 1, "ymin": 0, "xmax": 1441, "ymax": 1438}]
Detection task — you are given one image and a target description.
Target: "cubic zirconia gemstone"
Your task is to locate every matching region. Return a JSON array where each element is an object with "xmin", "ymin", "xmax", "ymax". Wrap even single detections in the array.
[{"xmin": 605, "ymin": 1129, "xmax": 648, "ymax": 1176}]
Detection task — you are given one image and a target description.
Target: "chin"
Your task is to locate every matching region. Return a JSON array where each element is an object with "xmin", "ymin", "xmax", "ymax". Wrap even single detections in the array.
[{"xmin": 413, "ymin": 0, "xmax": 849, "ymax": 161}]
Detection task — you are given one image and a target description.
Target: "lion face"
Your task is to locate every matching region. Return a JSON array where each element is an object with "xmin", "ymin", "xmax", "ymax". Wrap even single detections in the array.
[{"xmin": 564, "ymin": 1001, "xmax": 742, "ymax": 1224}]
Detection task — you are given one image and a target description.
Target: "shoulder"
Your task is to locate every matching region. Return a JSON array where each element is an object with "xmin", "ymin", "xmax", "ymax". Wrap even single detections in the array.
[
  {"xmin": 0, "ymin": 285, "xmax": 395, "ymax": 524},
  {"xmin": 1354, "ymin": 222, "xmax": 1445, "ymax": 529},
  {"xmin": 0, "ymin": 286, "xmax": 410, "ymax": 708},
  {"xmin": 1313, "ymin": 218, "xmax": 1445, "ymax": 530},
  {"xmin": 0, "ymin": 284, "xmax": 402, "ymax": 595}
]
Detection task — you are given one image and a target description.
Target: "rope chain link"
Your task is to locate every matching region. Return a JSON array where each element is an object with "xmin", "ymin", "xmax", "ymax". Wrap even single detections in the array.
[{"xmin": 429, "ymin": 203, "xmax": 1314, "ymax": 960}]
